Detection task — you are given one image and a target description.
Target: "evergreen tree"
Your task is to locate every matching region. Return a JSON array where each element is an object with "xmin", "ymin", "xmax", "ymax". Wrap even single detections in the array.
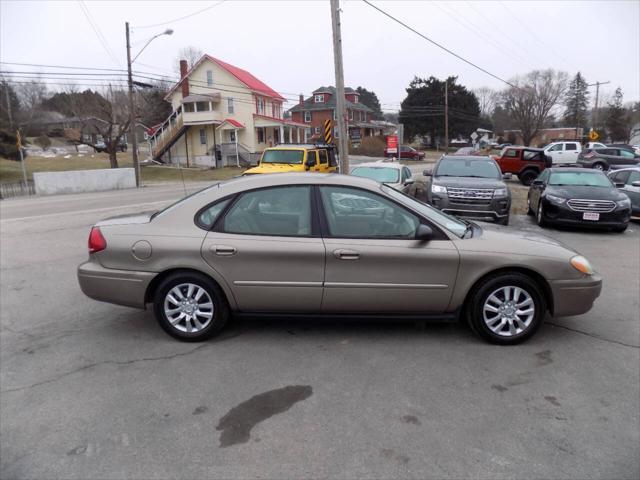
[
  {"xmin": 563, "ymin": 72, "xmax": 589, "ymax": 130},
  {"xmin": 606, "ymin": 87, "xmax": 628, "ymax": 141},
  {"xmin": 355, "ymin": 87, "xmax": 383, "ymax": 119}
]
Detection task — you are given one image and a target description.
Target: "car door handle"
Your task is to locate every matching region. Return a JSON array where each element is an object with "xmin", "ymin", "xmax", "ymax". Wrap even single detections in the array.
[
  {"xmin": 334, "ymin": 249, "xmax": 360, "ymax": 260},
  {"xmin": 212, "ymin": 245, "xmax": 237, "ymax": 256}
]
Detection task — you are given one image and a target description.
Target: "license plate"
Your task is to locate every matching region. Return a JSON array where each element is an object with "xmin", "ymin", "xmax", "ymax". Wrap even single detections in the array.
[{"xmin": 583, "ymin": 212, "xmax": 600, "ymax": 221}]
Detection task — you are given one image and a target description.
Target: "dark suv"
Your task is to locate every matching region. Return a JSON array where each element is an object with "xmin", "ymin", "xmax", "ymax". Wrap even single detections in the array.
[
  {"xmin": 577, "ymin": 148, "xmax": 640, "ymax": 171},
  {"xmin": 493, "ymin": 147, "xmax": 552, "ymax": 185},
  {"xmin": 423, "ymin": 155, "xmax": 512, "ymax": 225}
]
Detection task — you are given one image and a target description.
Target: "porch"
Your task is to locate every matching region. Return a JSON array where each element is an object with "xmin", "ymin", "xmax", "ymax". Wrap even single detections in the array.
[{"xmin": 253, "ymin": 115, "xmax": 308, "ymax": 149}]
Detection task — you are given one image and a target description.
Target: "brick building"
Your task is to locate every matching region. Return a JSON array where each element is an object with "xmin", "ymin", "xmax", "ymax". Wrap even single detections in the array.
[
  {"xmin": 502, "ymin": 127, "xmax": 585, "ymax": 147},
  {"xmin": 289, "ymin": 86, "xmax": 384, "ymax": 145}
]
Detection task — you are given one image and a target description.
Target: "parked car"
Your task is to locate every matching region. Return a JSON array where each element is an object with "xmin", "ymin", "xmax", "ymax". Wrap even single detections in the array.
[
  {"xmin": 606, "ymin": 143, "xmax": 636, "ymax": 153},
  {"xmin": 78, "ymin": 173, "xmax": 602, "ymax": 345},
  {"xmin": 496, "ymin": 143, "xmax": 513, "ymax": 149},
  {"xmin": 243, "ymin": 144, "xmax": 338, "ymax": 175},
  {"xmin": 527, "ymin": 168, "xmax": 631, "ymax": 232},
  {"xmin": 608, "ymin": 167, "xmax": 640, "ymax": 219},
  {"xmin": 384, "ymin": 145, "xmax": 425, "ymax": 160},
  {"xmin": 93, "ymin": 138, "xmax": 127, "ymax": 153},
  {"xmin": 576, "ymin": 147, "xmax": 640, "ymax": 171},
  {"xmin": 423, "ymin": 155, "xmax": 511, "ymax": 225},
  {"xmin": 349, "ymin": 161, "xmax": 414, "ymax": 193},
  {"xmin": 493, "ymin": 146, "xmax": 552, "ymax": 185},
  {"xmin": 543, "ymin": 141, "xmax": 581, "ymax": 165},
  {"xmin": 585, "ymin": 142, "xmax": 607, "ymax": 150}
]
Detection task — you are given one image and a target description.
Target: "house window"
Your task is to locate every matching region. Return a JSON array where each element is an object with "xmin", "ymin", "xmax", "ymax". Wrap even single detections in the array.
[
  {"xmin": 349, "ymin": 110, "xmax": 353, "ymax": 121},
  {"xmin": 199, "ymin": 128, "xmax": 206, "ymax": 145},
  {"xmin": 305, "ymin": 128, "xmax": 312, "ymax": 138},
  {"xmin": 229, "ymin": 130, "xmax": 236, "ymax": 142},
  {"xmin": 206, "ymin": 70, "xmax": 213, "ymax": 86},
  {"xmin": 304, "ymin": 111, "xmax": 312, "ymax": 123},
  {"xmin": 315, "ymin": 94, "xmax": 324, "ymax": 103},
  {"xmin": 359, "ymin": 111, "xmax": 364, "ymax": 121},
  {"xmin": 257, "ymin": 127, "xmax": 265, "ymax": 143},
  {"xmin": 353, "ymin": 95, "xmax": 358, "ymax": 103},
  {"xmin": 257, "ymin": 97, "xmax": 266, "ymax": 115},
  {"xmin": 314, "ymin": 127, "xmax": 321, "ymax": 134},
  {"xmin": 183, "ymin": 102, "xmax": 195, "ymax": 113},
  {"xmin": 333, "ymin": 110, "xmax": 337, "ymax": 121},
  {"xmin": 227, "ymin": 98, "xmax": 234, "ymax": 114},
  {"xmin": 334, "ymin": 126, "xmax": 339, "ymax": 138},
  {"xmin": 195, "ymin": 101, "xmax": 210, "ymax": 112}
]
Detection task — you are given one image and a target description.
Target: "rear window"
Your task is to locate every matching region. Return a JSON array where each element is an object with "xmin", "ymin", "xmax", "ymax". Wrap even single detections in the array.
[{"xmin": 351, "ymin": 167, "xmax": 400, "ymax": 183}]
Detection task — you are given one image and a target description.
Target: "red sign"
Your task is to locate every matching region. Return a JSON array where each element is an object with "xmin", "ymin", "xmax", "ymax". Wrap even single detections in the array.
[{"xmin": 386, "ymin": 135, "xmax": 398, "ymax": 154}]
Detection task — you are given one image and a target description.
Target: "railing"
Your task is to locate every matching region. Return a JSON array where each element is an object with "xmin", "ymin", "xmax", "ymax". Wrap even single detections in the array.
[
  {"xmin": 0, "ymin": 180, "xmax": 35, "ymax": 199},
  {"xmin": 151, "ymin": 112, "xmax": 184, "ymax": 158},
  {"xmin": 217, "ymin": 142, "xmax": 259, "ymax": 167}
]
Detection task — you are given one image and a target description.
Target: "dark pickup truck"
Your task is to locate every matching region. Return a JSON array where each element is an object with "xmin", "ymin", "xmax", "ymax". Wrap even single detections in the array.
[{"xmin": 493, "ymin": 147, "xmax": 552, "ymax": 185}]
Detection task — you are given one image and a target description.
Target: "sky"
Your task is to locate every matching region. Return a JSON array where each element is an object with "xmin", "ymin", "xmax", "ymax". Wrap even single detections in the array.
[{"xmin": 1, "ymin": 0, "xmax": 639, "ymax": 113}]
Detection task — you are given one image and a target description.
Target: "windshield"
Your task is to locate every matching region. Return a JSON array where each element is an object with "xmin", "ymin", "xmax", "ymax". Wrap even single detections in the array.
[
  {"xmin": 381, "ymin": 185, "xmax": 468, "ymax": 238},
  {"xmin": 351, "ymin": 166, "xmax": 399, "ymax": 183},
  {"xmin": 261, "ymin": 149, "xmax": 304, "ymax": 165},
  {"xmin": 549, "ymin": 171, "xmax": 612, "ymax": 187},
  {"xmin": 435, "ymin": 158, "xmax": 500, "ymax": 178}
]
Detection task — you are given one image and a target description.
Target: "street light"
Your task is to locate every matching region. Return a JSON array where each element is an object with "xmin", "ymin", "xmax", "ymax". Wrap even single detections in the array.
[{"xmin": 126, "ymin": 23, "xmax": 173, "ymax": 187}]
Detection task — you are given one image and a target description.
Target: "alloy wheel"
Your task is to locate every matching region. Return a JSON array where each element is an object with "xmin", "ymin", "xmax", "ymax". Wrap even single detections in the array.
[
  {"xmin": 163, "ymin": 283, "xmax": 214, "ymax": 333},
  {"xmin": 482, "ymin": 286, "xmax": 535, "ymax": 337}
]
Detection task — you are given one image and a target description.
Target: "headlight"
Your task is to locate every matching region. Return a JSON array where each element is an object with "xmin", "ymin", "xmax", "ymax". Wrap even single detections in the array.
[
  {"xmin": 431, "ymin": 184, "xmax": 447, "ymax": 194},
  {"xmin": 617, "ymin": 196, "xmax": 631, "ymax": 208},
  {"xmin": 546, "ymin": 194, "xmax": 566, "ymax": 204},
  {"xmin": 570, "ymin": 255, "xmax": 594, "ymax": 275},
  {"xmin": 493, "ymin": 187, "xmax": 508, "ymax": 197}
]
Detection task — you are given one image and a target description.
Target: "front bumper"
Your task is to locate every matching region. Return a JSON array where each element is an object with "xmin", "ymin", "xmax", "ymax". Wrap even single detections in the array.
[
  {"xmin": 430, "ymin": 194, "xmax": 510, "ymax": 222},
  {"xmin": 78, "ymin": 260, "xmax": 156, "ymax": 309},
  {"xmin": 550, "ymin": 273, "xmax": 603, "ymax": 317},
  {"xmin": 542, "ymin": 201, "xmax": 630, "ymax": 228}
]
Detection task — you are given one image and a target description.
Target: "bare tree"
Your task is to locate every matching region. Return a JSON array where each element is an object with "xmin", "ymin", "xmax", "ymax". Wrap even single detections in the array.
[
  {"xmin": 173, "ymin": 46, "xmax": 204, "ymax": 74},
  {"xmin": 503, "ymin": 69, "xmax": 568, "ymax": 146},
  {"xmin": 16, "ymin": 79, "xmax": 48, "ymax": 132},
  {"xmin": 62, "ymin": 86, "xmax": 131, "ymax": 168},
  {"xmin": 473, "ymin": 87, "xmax": 499, "ymax": 117}
]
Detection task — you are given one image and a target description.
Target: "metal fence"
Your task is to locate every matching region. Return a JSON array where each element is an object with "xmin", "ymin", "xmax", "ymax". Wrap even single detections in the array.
[{"xmin": 0, "ymin": 180, "xmax": 35, "ymax": 199}]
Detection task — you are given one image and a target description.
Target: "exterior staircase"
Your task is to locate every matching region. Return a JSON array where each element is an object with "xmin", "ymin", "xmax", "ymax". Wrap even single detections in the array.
[{"xmin": 150, "ymin": 110, "xmax": 188, "ymax": 161}]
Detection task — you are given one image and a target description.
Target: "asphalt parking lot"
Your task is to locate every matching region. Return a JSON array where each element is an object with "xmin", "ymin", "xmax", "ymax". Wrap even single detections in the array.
[{"xmin": 1, "ymin": 184, "xmax": 639, "ymax": 479}]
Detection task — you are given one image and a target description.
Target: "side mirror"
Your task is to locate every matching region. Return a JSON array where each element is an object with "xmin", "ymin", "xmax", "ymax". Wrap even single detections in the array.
[
  {"xmin": 632, "ymin": 181, "xmax": 640, "ymax": 187},
  {"xmin": 404, "ymin": 178, "xmax": 415, "ymax": 186},
  {"xmin": 532, "ymin": 179, "xmax": 544, "ymax": 186},
  {"xmin": 415, "ymin": 224, "xmax": 433, "ymax": 241},
  {"xmin": 502, "ymin": 172, "xmax": 513, "ymax": 180},
  {"xmin": 423, "ymin": 169, "xmax": 432, "ymax": 177}
]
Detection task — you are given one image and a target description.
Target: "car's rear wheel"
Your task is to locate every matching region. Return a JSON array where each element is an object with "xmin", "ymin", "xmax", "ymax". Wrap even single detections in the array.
[
  {"xmin": 519, "ymin": 170, "xmax": 538, "ymax": 186},
  {"xmin": 153, "ymin": 272, "xmax": 229, "ymax": 342},
  {"xmin": 467, "ymin": 273, "xmax": 545, "ymax": 345},
  {"xmin": 593, "ymin": 162, "xmax": 606, "ymax": 171}
]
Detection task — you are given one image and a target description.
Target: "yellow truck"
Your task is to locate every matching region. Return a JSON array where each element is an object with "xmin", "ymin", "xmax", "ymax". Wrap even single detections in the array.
[{"xmin": 243, "ymin": 144, "xmax": 339, "ymax": 175}]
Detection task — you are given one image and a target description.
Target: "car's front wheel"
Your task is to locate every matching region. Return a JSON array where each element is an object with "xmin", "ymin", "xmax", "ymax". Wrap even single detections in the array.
[
  {"xmin": 536, "ymin": 202, "xmax": 547, "ymax": 227},
  {"xmin": 593, "ymin": 162, "xmax": 607, "ymax": 171},
  {"xmin": 467, "ymin": 273, "xmax": 546, "ymax": 345},
  {"xmin": 153, "ymin": 272, "xmax": 229, "ymax": 341}
]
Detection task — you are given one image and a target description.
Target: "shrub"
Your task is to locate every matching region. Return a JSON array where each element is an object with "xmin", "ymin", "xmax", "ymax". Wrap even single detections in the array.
[
  {"xmin": 34, "ymin": 135, "xmax": 52, "ymax": 151},
  {"xmin": 350, "ymin": 136, "xmax": 386, "ymax": 157},
  {"xmin": 0, "ymin": 130, "xmax": 21, "ymax": 161}
]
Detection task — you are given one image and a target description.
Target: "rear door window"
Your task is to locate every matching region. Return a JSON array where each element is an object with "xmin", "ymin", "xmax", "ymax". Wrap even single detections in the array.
[
  {"xmin": 565, "ymin": 143, "xmax": 577, "ymax": 151},
  {"xmin": 318, "ymin": 149, "xmax": 328, "ymax": 164}
]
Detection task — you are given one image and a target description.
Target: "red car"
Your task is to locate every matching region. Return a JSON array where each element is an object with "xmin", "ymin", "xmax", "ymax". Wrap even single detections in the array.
[
  {"xmin": 493, "ymin": 147, "xmax": 552, "ymax": 185},
  {"xmin": 384, "ymin": 145, "xmax": 425, "ymax": 160}
]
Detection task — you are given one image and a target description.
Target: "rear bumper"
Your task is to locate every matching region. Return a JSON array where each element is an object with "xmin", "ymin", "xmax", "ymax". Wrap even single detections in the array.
[
  {"xmin": 77, "ymin": 260, "xmax": 156, "ymax": 309},
  {"xmin": 550, "ymin": 274, "xmax": 602, "ymax": 317}
]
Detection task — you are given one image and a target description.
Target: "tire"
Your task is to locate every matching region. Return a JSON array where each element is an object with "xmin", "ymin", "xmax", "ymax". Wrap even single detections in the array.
[
  {"xmin": 466, "ymin": 273, "xmax": 546, "ymax": 345},
  {"xmin": 536, "ymin": 201, "xmax": 547, "ymax": 227},
  {"xmin": 153, "ymin": 271, "xmax": 229, "ymax": 342},
  {"xmin": 519, "ymin": 169, "xmax": 538, "ymax": 186},
  {"xmin": 612, "ymin": 224, "xmax": 628, "ymax": 233},
  {"xmin": 593, "ymin": 162, "xmax": 607, "ymax": 171},
  {"xmin": 526, "ymin": 196, "xmax": 534, "ymax": 216},
  {"xmin": 497, "ymin": 215, "xmax": 509, "ymax": 226}
]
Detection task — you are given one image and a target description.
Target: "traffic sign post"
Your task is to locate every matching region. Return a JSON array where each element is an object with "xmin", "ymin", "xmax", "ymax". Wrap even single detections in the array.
[{"xmin": 589, "ymin": 130, "xmax": 599, "ymax": 141}]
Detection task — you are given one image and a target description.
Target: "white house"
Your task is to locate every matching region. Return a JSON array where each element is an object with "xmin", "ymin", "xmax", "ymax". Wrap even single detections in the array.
[{"xmin": 149, "ymin": 54, "xmax": 307, "ymax": 167}]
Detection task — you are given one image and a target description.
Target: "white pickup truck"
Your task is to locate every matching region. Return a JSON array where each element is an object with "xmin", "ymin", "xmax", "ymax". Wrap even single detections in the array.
[{"xmin": 543, "ymin": 141, "xmax": 607, "ymax": 165}]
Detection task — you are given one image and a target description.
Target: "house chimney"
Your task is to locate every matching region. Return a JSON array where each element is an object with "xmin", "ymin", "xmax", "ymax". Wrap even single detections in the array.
[
  {"xmin": 299, "ymin": 94, "xmax": 304, "ymax": 105},
  {"xmin": 179, "ymin": 60, "xmax": 189, "ymax": 97}
]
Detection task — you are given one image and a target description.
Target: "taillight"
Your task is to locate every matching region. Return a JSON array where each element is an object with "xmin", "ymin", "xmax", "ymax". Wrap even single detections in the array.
[{"xmin": 88, "ymin": 227, "xmax": 107, "ymax": 254}]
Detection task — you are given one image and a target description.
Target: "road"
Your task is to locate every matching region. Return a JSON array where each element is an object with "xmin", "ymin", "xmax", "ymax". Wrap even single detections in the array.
[{"xmin": 1, "ymin": 181, "xmax": 638, "ymax": 479}]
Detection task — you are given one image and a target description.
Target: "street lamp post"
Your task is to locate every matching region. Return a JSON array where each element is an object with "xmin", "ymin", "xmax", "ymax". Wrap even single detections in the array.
[{"xmin": 125, "ymin": 22, "xmax": 173, "ymax": 187}]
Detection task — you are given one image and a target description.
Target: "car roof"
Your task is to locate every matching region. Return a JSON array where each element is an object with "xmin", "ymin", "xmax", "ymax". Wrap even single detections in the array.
[
  {"xmin": 222, "ymin": 172, "xmax": 384, "ymax": 192},
  {"xmin": 609, "ymin": 166, "xmax": 640, "ymax": 173},
  {"xmin": 441, "ymin": 155, "xmax": 495, "ymax": 161},
  {"xmin": 503, "ymin": 146, "xmax": 545, "ymax": 152},
  {"xmin": 265, "ymin": 143, "xmax": 333, "ymax": 150},
  {"xmin": 546, "ymin": 167, "xmax": 604, "ymax": 173}
]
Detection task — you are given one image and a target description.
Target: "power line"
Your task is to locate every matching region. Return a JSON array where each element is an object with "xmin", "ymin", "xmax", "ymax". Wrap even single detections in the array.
[
  {"xmin": 132, "ymin": 0, "xmax": 227, "ymax": 29},
  {"xmin": 362, "ymin": 0, "xmax": 515, "ymax": 88},
  {"xmin": 77, "ymin": 0, "xmax": 122, "ymax": 68}
]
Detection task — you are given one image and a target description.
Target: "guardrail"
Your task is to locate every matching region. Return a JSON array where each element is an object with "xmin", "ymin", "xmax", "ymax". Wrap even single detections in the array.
[{"xmin": 0, "ymin": 180, "xmax": 35, "ymax": 199}]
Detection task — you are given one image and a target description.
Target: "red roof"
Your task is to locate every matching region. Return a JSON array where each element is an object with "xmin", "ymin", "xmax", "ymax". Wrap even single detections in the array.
[
  {"xmin": 165, "ymin": 54, "xmax": 285, "ymax": 101},
  {"xmin": 221, "ymin": 118, "xmax": 245, "ymax": 128}
]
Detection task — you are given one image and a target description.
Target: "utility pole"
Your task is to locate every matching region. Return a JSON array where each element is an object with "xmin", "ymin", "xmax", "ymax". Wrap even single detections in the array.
[
  {"xmin": 4, "ymin": 81, "xmax": 14, "ymax": 130},
  {"xmin": 444, "ymin": 80, "xmax": 449, "ymax": 154},
  {"xmin": 126, "ymin": 22, "xmax": 141, "ymax": 187},
  {"xmin": 588, "ymin": 80, "xmax": 610, "ymax": 131},
  {"xmin": 330, "ymin": 0, "xmax": 349, "ymax": 172}
]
